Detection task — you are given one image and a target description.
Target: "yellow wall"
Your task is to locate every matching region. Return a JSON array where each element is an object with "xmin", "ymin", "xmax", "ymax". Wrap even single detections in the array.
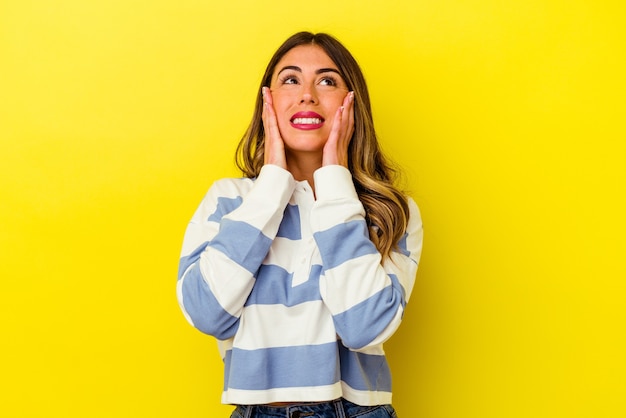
[{"xmin": 1, "ymin": 1, "xmax": 624, "ymax": 417}]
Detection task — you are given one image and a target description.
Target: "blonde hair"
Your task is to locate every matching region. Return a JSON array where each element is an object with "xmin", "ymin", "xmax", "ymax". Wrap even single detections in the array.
[{"xmin": 236, "ymin": 32, "xmax": 409, "ymax": 258}]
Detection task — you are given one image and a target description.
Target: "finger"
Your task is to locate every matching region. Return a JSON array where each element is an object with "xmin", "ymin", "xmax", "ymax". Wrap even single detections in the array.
[
  {"xmin": 261, "ymin": 87, "xmax": 286, "ymax": 168},
  {"xmin": 262, "ymin": 88, "xmax": 280, "ymax": 140},
  {"xmin": 263, "ymin": 86, "xmax": 274, "ymax": 106},
  {"xmin": 343, "ymin": 91, "xmax": 355, "ymax": 140},
  {"xmin": 332, "ymin": 91, "xmax": 354, "ymax": 147},
  {"xmin": 261, "ymin": 88, "xmax": 268, "ymax": 127},
  {"xmin": 323, "ymin": 105, "xmax": 347, "ymax": 167},
  {"xmin": 347, "ymin": 91, "xmax": 355, "ymax": 137}
]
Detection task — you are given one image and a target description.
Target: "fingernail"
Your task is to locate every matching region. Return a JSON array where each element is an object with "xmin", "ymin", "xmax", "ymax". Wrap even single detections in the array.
[
  {"xmin": 261, "ymin": 87, "xmax": 266, "ymax": 96},
  {"xmin": 340, "ymin": 106, "xmax": 344, "ymax": 113},
  {"xmin": 349, "ymin": 91, "xmax": 354, "ymax": 101}
]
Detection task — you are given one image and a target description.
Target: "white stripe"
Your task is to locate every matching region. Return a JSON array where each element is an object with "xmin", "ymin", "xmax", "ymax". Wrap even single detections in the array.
[
  {"xmin": 176, "ymin": 271, "xmax": 194, "ymax": 326},
  {"xmin": 198, "ymin": 249, "xmax": 255, "ymax": 316},
  {"xmin": 345, "ymin": 344, "xmax": 385, "ymax": 356},
  {"xmin": 180, "ymin": 220, "xmax": 218, "ymax": 257},
  {"xmin": 180, "ymin": 181, "xmax": 248, "ymax": 256},
  {"xmin": 266, "ymin": 237, "xmax": 321, "ymax": 286},
  {"xmin": 384, "ymin": 251, "xmax": 418, "ymax": 301},
  {"xmin": 222, "ymin": 166, "xmax": 295, "ymax": 234},
  {"xmin": 222, "ymin": 382, "xmax": 342, "ymax": 405},
  {"xmin": 217, "ymin": 338, "xmax": 233, "ymax": 360},
  {"xmin": 320, "ymin": 253, "xmax": 392, "ymax": 313},
  {"xmin": 340, "ymin": 381, "xmax": 392, "ymax": 406},
  {"xmin": 311, "ymin": 199, "xmax": 364, "ymax": 231},
  {"xmin": 234, "ymin": 301, "xmax": 336, "ymax": 350}
]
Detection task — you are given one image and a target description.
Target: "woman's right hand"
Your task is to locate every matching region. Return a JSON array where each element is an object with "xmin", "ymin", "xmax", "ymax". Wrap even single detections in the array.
[{"xmin": 261, "ymin": 87, "xmax": 287, "ymax": 169}]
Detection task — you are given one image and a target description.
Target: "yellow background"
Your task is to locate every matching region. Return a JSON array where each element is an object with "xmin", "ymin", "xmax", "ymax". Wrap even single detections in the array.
[{"xmin": 1, "ymin": 1, "xmax": 624, "ymax": 417}]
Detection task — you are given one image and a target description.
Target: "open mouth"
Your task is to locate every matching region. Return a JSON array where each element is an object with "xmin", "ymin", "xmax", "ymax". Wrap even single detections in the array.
[
  {"xmin": 291, "ymin": 117, "xmax": 323, "ymax": 125},
  {"xmin": 290, "ymin": 112, "xmax": 325, "ymax": 130}
]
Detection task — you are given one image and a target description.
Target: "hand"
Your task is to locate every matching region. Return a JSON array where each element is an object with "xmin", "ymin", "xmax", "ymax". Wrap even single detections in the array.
[
  {"xmin": 322, "ymin": 91, "xmax": 355, "ymax": 167},
  {"xmin": 261, "ymin": 87, "xmax": 287, "ymax": 169}
]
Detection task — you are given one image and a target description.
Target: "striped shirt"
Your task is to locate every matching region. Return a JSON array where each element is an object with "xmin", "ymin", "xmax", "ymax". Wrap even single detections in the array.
[{"xmin": 177, "ymin": 164, "xmax": 423, "ymax": 406}]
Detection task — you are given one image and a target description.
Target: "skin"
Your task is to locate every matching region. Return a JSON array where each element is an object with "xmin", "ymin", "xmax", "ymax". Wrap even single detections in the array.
[{"xmin": 261, "ymin": 44, "xmax": 355, "ymax": 188}]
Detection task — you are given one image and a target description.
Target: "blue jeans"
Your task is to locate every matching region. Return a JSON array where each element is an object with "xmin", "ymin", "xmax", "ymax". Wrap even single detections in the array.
[{"xmin": 230, "ymin": 398, "xmax": 398, "ymax": 418}]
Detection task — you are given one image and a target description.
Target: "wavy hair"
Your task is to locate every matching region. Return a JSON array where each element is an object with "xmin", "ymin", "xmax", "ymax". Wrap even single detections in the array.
[{"xmin": 236, "ymin": 31, "xmax": 409, "ymax": 258}]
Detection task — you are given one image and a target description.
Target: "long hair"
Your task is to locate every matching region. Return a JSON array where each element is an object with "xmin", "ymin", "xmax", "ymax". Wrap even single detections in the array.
[{"xmin": 236, "ymin": 31, "xmax": 409, "ymax": 258}]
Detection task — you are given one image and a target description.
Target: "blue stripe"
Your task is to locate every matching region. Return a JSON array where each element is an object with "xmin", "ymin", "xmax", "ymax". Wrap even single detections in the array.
[
  {"xmin": 314, "ymin": 220, "xmax": 378, "ymax": 270},
  {"xmin": 276, "ymin": 204, "xmax": 301, "ymax": 240},
  {"xmin": 397, "ymin": 232, "xmax": 410, "ymax": 257},
  {"xmin": 338, "ymin": 343, "xmax": 391, "ymax": 392},
  {"xmin": 211, "ymin": 219, "xmax": 272, "ymax": 273},
  {"xmin": 225, "ymin": 342, "xmax": 340, "ymax": 390},
  {"xmin": 178, "ymin": 241, "xmax": 209, "ymax": 280},
  {"xmin": 245, "ymin": 264, "xmax": 322, "ymax": 306},
  {"xmin": 222, "ymin": 349, "xmax": 232, "ymax": 390},
  {"xmin": 207, "ymin": 196, "xmax": 243, "ymax": 222},
  {"xmin": 181, "ymin": 263, "xmax": 240, "ymax": 340},
  {"xmin": 333, "ymin": 285, "xmax": 402, "ymax": 348},
  {"xmin": 388, "ymin": 274, "xmax": 406, "ymax": 309}
]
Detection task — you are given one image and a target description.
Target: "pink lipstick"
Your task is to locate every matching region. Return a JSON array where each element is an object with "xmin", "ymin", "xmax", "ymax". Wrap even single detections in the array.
[{"xmin": 290, "ymin": 111, "xmax": 324, "ymax": 130}]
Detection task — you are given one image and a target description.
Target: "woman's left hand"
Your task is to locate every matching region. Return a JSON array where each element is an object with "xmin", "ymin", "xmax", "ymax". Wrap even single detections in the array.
[
  {"xmin": 261, "ymin": 87, "xmax": 288, "ymax": 169},
  {"xmin": 322, "ymin": 91, "xmax": 355, "ymax": 167}
]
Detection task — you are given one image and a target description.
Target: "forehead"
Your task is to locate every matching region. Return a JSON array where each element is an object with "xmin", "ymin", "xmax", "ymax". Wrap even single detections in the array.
[{"xmin": 273, "ymin": 44, "xmax": 338, "ymax": 74}]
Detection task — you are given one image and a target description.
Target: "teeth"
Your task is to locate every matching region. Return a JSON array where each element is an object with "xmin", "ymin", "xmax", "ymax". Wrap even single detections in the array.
[{"xmin": 292, "ymin": 118, "xmax": 322, "ymax": 125}]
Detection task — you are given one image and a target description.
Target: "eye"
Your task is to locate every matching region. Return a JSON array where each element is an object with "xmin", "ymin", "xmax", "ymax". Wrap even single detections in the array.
[
  {"xmin": 319, "ymin": 76, "xmax": 337, "ymax": 87},
  {"xmin": 279, "ymin": 74, "xmax": 299, "ymax": 85}
]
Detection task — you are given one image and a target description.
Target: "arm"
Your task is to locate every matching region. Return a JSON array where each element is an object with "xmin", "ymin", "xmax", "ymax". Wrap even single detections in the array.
[
  {"xmin": 311, "ymin": 165, "xmax": 423, "ymax": 351},
  {"xmin": 177, "ymin": 165, "xmax": 296, "ymax": 339}
]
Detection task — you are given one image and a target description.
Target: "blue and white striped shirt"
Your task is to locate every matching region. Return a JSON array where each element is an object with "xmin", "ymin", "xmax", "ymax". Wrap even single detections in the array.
[{"xmin": 177, "ymin": 164, "xmax": 423, "ymax": 405}]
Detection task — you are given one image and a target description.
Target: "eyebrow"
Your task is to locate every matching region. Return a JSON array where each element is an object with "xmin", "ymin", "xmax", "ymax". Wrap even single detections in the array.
[{"xmin": 276, "ymin": 65, "xmax": 342, "ymax": 77}]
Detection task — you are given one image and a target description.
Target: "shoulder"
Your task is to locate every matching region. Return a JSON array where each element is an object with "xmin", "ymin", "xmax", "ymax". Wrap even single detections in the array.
[
  {"xmin": 404, "ymin": 196, "xmax": 423, "ymax": 253},
  {"xmin": 406, "ymin": 196, "xmax": 421, "ymax": 215},
  {"xmin": 205, "ymin": 176, "xmax": 256, "ymax": 199},
  {"xmin": 188, "ymin": 176, "xmax": 256, "ymax": 225},
  {"xmin": 405, "ymin": 196, "xmax": 423, "ymax": 228}
]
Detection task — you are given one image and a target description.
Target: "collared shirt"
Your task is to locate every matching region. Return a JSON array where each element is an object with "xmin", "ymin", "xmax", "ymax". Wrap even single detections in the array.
[{"xmin": 177, "ymin": 164, "xmax": 423, "ymax": 405}]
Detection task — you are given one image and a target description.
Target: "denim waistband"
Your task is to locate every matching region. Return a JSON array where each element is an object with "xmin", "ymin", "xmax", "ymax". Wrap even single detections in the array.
[{"xmin": 237, "ymin": 398, "xmax": 346, "ymax": 418}]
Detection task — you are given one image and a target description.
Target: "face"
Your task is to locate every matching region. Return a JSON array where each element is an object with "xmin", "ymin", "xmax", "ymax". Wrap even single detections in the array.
[{"xmin": 269, "ymin": 44, "xmax": 349, "ymax": 156}]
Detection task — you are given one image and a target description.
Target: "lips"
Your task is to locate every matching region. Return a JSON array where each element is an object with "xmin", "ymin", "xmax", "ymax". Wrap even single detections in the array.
[{"xmin": 290, "ymin": 111, "xmax": 324, "ymax": 130}]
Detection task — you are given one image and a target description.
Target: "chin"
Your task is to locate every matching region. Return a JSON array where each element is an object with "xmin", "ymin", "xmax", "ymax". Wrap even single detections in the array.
[
  {"xmin": 285, "ymin": 146, "xmax": 325, "ymax": 155},
  {"xmin": 283, "ymin": 137, "xmax": 327, "ymax": 153}
]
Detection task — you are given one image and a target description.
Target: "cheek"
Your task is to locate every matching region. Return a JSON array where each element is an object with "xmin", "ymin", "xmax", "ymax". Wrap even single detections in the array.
[
  {"xmin": 323, "ymin": 92, "xmax": 347, "ymax": 109},
  {"xmin": 270, "ymin": 92, "xmax": 293, "ymax": 118}
]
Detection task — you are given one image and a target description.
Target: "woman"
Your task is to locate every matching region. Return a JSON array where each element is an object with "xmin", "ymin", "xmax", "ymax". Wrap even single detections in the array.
[{"xmin": 177, "ymin": 32, "xmax": 423, "ymax": 418}]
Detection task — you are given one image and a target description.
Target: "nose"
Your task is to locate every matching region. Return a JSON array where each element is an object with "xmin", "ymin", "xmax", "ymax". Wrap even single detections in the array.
[{"xmin": 300, "ymin": 84, "xmax": 317, "ymax": 104}]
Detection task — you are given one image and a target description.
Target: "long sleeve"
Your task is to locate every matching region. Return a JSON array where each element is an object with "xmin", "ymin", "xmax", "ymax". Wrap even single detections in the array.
[
  {"xmin": 311, "ymin": 165, "xmax": 423, "ymax": 351},
  {"xmin": 177, "ymin": 165, "xmax": 296, "ymax": 339},
  {"xmin": 178, "ymin": 164, "xmax": 422, "ymax": 406}
]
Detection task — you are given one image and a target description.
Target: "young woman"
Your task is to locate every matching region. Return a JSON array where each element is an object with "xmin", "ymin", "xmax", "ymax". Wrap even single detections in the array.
[{"xmin": 177, "ymin": 31, "xmax": 423, "ymax": 418}]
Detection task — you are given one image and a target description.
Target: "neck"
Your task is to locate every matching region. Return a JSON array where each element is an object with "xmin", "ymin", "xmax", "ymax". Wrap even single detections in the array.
[{"xmin": 285, "ymin": 151, "xmax": 323, "ymax": 189}]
